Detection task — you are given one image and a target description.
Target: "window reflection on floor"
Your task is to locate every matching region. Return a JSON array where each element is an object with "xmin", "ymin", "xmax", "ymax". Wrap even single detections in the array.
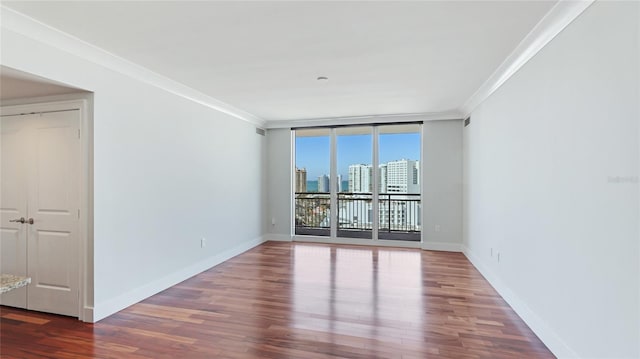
[
  {"xmin": 377, "ymin": 249, "xmax": 423, "ymax": 323},
  {"xmin": 292, "ymin": 244, "xmax": 423, "ymax": 341}
]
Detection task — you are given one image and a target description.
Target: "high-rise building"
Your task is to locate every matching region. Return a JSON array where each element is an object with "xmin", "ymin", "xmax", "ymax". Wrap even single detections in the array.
[
  {"xmin": 379, "ymin": 164, "xmax": 387, "ymax": 193},
  {"xmin": 340, "ymin": 160, "xmax": 421, "ymax": 232},
  {"xmin": 348, "ymin": 164, "xmax": 372, "ymax": 193},
  {"xmin": 295, "ymin": 167, "xmax": 307, "ymax": 192},
  {"xmin": 377, "ymin": 159, "xmax": 421, "ymax": 231},
  {"xmin": 318, "ymin": 174, "xmax": 330, "ymax": 192},
  {"xmin": 386, "ymin": 159, "xmax": 419, "ymax": 194},
  {"xmin": 317, "ymin": 174, "xmax": 343, "ymax": 192}
]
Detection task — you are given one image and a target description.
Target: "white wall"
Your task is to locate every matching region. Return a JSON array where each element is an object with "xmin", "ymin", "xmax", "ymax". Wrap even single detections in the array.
[
  {"xmin": 463, "ymin": 2, "xmax": 639, "ymax": 358},
  {"xmin": 2, "ymin": 25, "xmax": 267, "ymax": 321},
  {"xmin": 422, "ymin": 120, "xmax": 463, "ymax": 251}
]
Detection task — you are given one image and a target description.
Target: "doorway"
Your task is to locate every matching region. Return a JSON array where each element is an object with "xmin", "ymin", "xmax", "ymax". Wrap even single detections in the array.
[{"xmin": 1, "ymin": 107, "xmax": 83, "ymax": 317}]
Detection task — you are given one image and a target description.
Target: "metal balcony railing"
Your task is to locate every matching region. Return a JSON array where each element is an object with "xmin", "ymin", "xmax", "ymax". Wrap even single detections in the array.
[
  {"xmin": 337, "ymin": 192, "xmax": 373, "ymax": 231},
  {"xmin": 295, "ymin": 192, "xmax": 331, "ymax": 236},
  {"xmin": 295, "ymin": 192, "xmax": 421, "ymax": 240},
  {"xmin": 378, "ymin": 193, "xmax": 421, "ymax": 233}
]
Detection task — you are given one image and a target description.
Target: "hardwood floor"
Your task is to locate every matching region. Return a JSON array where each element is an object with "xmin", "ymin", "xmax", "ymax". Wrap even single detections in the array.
[{"xmin": 1, "ymin": 241, "xmax": 554, "ymax": 358}]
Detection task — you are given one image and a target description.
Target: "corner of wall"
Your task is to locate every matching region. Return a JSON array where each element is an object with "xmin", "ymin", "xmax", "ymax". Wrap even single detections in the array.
[
  {"xmin": 461, "ymin": 245, "xmax": 578, "ymax": 358},
  {"xmin": 421, "ymin": 242, "xmax": 462, "ymax": 252},
  {"xmin": 264, "ymin": 234, "xmax": 293, "ymax": 242}
]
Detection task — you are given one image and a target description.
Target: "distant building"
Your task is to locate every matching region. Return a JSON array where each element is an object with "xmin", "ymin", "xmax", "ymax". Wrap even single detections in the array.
[
  {"xmin": 295, "ymin": 167, "xmax": 307, "ymax": 192},
  {"xmin": 379, "ymin": 164, "xmax": 387, "ymax": 193},
  {"xmin": 386, "ymin": 159, "xmax": 419, "ymax": 194},
  {"xmin": 348, "ymin": 164, "xmax": 372, "ymax": 193},
  {"xmin": 379, "ymin": 159, "xmax": 420, "ymax": 230},
  {"xmin": 318, "ymin": 175, "xmax": 342, "ymax": 193},
  {"xmin": 347, "ymin": 160, "xmax": 419, "ymax": 194},
  {"xmin": 317, "ymin": 174, "xmax": 343, "ymax": 193},
  {"xmin": 318, "ymin": 174, "xmax": 330, "ymax": 192}
]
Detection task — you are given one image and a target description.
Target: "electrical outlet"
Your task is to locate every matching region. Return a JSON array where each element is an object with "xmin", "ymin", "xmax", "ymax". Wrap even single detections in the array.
[
  {"xmin": 201, "ymin": 238, "xmax": 206, "ymax": 248},
  {"xmin": 271, "ymin": 217, "xmax": 276, "ymax": 226},
  {"xmin": 434, "ymin": 224, "xmax": 441, "ymax": 232}
]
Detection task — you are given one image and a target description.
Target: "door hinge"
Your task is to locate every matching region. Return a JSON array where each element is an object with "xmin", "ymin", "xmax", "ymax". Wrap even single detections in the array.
[
  {"xmin": 77, "ymin": 209, "xmax": 80, "ymax": 219},
  {"xmin": 78, "ymin": 129, "xmax": 81, "ymax": 139}
]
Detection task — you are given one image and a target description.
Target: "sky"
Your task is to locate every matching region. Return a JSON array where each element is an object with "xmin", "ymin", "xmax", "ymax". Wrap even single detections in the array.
[{"xmin": 296, "ymin": 133, "xmax": 420, "ymax": 179}]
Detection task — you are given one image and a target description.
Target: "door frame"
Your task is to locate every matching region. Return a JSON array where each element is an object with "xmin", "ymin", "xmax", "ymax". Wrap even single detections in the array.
[{"xmin": 1, "ymin": 99, "xmax": 92, "ymax": 321}]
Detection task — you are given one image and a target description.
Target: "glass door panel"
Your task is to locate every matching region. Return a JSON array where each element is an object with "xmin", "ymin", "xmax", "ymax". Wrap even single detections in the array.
[
  {"xmin": 336, "ymin": 127, "xmax": 372, "ymax": 239},
  {"xmin": 295, "ymin": 128, "xmax": 331, "ymax": 236},
  {"xmin": 378, "ymin": 124, "xmax": 421, "ymax": 241}
]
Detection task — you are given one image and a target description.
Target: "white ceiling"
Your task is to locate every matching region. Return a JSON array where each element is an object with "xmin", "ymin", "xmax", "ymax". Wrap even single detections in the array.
[
  {"xmin": 3, "ymin": 1, "xmax": 557, "ymax": 122},
  {"xmin": 0, "ymin": 66, "xmax": 84, "ymax": 101}
]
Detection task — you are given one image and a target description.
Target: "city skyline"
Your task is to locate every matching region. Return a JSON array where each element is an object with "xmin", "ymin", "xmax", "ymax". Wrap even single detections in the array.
[
  {"xmin": 298, "ymin": 158, "xmax": 420, "ymax": 194},
  {"xmin": 295, "ymin": 132, "xmax": 420, "ymax": 179}
]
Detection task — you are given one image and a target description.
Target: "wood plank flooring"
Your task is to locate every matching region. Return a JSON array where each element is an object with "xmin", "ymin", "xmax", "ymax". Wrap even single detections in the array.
[{"xmin": 1, "ymin": 241, "xmax": 554, "ymax": 358}]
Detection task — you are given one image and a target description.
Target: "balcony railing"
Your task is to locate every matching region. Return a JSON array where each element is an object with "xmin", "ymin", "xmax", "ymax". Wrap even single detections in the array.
[
  {"xmin": 378, "ymin": 193, "xmax": 421, "ymax": 232},
  {"xmin": 295, "ymin": 192, "xmax": 421, "ymax": 241},
  {"xmin": 337, "ymin": 192, "xmax": 373, "ymax": 231},
  {"xmin": 295, "ymin": 192, "xmax": 331, "ymax": 236}
]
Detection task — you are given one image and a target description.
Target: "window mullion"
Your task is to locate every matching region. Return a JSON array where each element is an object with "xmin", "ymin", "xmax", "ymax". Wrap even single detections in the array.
[
  {"xmin": 330, "ymin": 128, "xmax": 337, "ymax": 238},
  {"xmin": 372, "ymin": 126, "xmax": 379, "ymax": 241}
]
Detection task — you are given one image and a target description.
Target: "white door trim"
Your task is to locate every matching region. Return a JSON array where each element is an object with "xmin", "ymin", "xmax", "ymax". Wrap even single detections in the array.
[{"xmin": 1, "ymin": 99, "xmax": 91, "ymax": 322}]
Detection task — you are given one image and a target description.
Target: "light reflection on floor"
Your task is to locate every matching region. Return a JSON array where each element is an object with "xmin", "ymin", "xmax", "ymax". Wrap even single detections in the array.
[{"xmin": 292, "ymin": 244, "xmax": 423, "ymax": 343}]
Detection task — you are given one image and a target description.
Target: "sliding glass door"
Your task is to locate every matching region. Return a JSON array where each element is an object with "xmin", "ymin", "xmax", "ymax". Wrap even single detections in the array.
[
  {"xmin": 378, "ymin": 124, "xmax": 421, "ymax": 241},
  {"xmin": 294, "ymin": 128, "xmax": 331, "ymax": 236},
  {"xmin": 337, "ymin": 127, "xmax": 372, "ymax": 239},
  {"xmin": 294, "ymin": 123, "xmax": 421, "ymax": 242}
]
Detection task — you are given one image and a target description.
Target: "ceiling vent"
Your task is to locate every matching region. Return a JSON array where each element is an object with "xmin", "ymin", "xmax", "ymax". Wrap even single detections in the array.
[
  {"xmin": 464, "ymin": 117, "xmax": 471, "ymax": 127},
  {"xmin": 255, "ymin": 127, "xmax": 266, "ymax": 136}
]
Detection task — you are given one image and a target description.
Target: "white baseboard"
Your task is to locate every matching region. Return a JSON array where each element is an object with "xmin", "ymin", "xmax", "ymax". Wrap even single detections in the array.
[
  {"xmin": 462, "ymin": 245, "xmax": 578, "ymax": 358},
  {"xmin": 422, "ymin": 241, "xmax": 463, "ymax": 252},
  {"xmin": 92, "ymin": 236, "xmax": 266, "ymax": 322},
  {"xmin": 264, "ymin": 234, "xmax": 293, "ymax": 242},
  {"xmin": 293, "ymin": 235, "xmax": 422, "ymax": 248}
]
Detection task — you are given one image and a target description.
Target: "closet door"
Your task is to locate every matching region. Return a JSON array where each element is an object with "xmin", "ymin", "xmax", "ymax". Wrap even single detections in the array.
[
  {"xmin": 26, "ymin": 110, "xmax": 80, "ymax": 317},
  {"xmin": 0, "ymin": 114, "xmax": 31, "ymax": 308},
  {"xmin": 0, "ymin": 110, "xmax": 80, "ymax": 317}
]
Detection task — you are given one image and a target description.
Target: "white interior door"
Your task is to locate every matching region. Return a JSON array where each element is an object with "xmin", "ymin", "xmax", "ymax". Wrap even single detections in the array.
[
  {"xmin": 0, "ymin": 110, "xmax": 80, "ymax": 317},
  {"xmin": 0, "ymin": 115, "xmax": 31, "ymax": 308}
]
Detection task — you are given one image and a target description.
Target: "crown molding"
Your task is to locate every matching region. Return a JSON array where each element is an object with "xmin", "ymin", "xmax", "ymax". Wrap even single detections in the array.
[
  {"xmin": 0, "ymin": 5, "xmax": 266, "ymax": 127},
  {"xmin": 265, "ymin": 111, "xmax": 463, "ymax": 129},
  {"xmin": 459, "ymin": 0, "xmax": 595, "ymax": 117},
  {"xmin": 2, "ymin": 1, "xmax": 595, "ymax": 128}
]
